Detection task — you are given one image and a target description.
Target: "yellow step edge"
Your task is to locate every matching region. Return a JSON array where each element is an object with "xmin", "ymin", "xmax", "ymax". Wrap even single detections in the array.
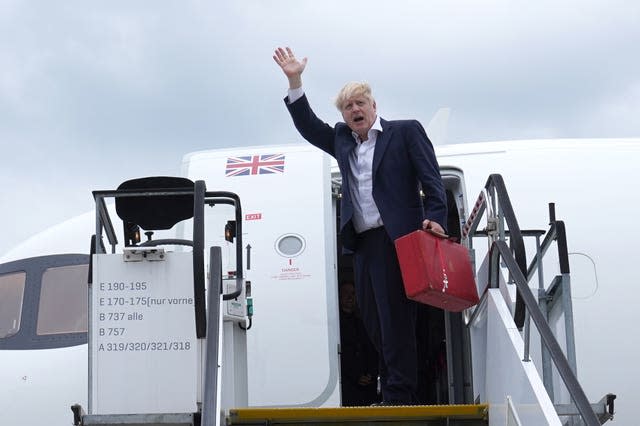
[{"xmin": 228, "ymin": 404, "xmax": 489, "ymax": 423}]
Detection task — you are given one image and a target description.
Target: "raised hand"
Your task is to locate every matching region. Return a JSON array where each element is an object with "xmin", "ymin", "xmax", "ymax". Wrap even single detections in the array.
[{"xmin": 273, "ymin": 47, "xmax": 307, "ymax": 89}]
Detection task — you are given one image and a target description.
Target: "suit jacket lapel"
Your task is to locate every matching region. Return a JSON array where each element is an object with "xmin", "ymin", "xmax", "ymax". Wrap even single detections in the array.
[
  {"xmin": 372, "ymin": 118, "xmax": 392, "ymax": 176},
  {"xmin": 337, "ymin": 132, "xmax": 356, "ymax": 173}
]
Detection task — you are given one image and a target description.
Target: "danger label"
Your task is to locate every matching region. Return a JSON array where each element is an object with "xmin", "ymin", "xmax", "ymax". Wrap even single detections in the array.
[{"xmin": 271, "ymin": 270, "xmax": 311, "ymax": 280}]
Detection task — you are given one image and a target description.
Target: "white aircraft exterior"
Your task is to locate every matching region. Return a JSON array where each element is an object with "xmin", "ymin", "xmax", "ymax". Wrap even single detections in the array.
[{"xmin": 0, "ymin": 137, "xmax": 637, "ymax": 425}]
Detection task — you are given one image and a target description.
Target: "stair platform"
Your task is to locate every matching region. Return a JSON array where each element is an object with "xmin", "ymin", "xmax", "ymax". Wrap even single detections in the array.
[{"xmin": 227, "ymin": 404, "xmax": 488, "ymax": 425}]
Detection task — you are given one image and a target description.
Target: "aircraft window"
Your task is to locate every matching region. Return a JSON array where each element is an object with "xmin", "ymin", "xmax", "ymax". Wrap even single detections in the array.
[
  {"xmin": 0, "ymin": 272, "xmax": 26, "ymax": 339},
  {"xmin": 36, "ymin": 264, "xmax": 88, "ymax": 335},
  {"xmin": 275, "ymin": 234, "xmax": 306, "ymax": 257}
]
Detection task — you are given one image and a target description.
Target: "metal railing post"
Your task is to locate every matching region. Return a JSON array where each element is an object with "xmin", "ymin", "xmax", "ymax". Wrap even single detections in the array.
[
  {"xmin": 202, "ymin": 246, "xmax": 223, "ymax": 426},
  {"xmin": 535, "ymin": 234, "xmax": 554, "ymax": 401}
]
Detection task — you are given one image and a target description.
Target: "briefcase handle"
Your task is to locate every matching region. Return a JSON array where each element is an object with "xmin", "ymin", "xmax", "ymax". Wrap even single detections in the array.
[
  {"xmin": 423, "ymin": 228, "xmax": 462, "ymax": 243},
  {"xmin": 423, "ymin": 228, "xmax": 449, "ymax": 239}
]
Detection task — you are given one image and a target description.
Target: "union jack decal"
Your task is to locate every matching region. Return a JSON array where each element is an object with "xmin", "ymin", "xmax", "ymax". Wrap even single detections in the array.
[{"xmin": 225, "ymin": 154, "xmax": 286, "ymax": 177}]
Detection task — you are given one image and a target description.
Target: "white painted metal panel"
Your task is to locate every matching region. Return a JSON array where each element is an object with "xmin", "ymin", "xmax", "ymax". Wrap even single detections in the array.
[
  {"xmin": 483, "ymin": 289, "xmax": 561, "ymax": 425},
  {"xmin": 90, "ymin": 252, "xmax": 198, "ymax": 414}
]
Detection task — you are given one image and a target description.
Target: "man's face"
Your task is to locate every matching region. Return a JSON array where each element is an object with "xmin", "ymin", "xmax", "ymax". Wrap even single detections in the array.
[
  {"xmin": 339, "ymin": 283, "xmax": 356, "ymax": 313},
  {"xmin": 341, "ymin": 95, "xmax": 377, "ymax": 140}
]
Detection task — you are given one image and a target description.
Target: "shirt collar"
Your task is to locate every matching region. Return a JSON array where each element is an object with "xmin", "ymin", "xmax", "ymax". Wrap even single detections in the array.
[{"xmin": 351, "ymin": 115, "xmax": 382, "ymax": 143}]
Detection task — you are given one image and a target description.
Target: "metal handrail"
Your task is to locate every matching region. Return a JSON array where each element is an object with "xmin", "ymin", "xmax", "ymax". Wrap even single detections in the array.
[
  {"xmin": 96, "ymin": 196, "xmax": 117, "ymax": 252},
  {"xmin": 204, "ymin": 191, "xmax": 244, "ymax": 300},
  {"xmin": 201, "ymin": 246, "xmax": 223, "ymax": 426},
  {"xmin": 193, "ymin": 181, "xmax": 206, "ymax": 338},
  {"xmin": 92, "ymin": 186, "xmax": 200, "ymax": 255},
  {"xmin": 526, "ymin": 220, "xmax": 570, "ymax": 281},
  {"xmin": 463, "ymin": 174, "xmax": 527, "ymax": 327},
  {"xmin": 489, "ymin": 240, "xmax": 601, "ymax": 426}
]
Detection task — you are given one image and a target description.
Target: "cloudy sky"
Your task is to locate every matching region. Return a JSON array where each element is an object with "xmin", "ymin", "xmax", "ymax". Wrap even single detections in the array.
[{"xmin": 1, "ymin": 0, "xmax": 639, "ymax": 255}]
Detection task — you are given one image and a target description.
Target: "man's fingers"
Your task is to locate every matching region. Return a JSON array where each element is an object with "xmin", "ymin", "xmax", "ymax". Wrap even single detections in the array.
[
  {"xmin": 273, "ymin": 47, "xmax": 306, "ymax": 75},
  {"xmin": 274, "ymin": 47, "xmax": 299, "ymax": 61},
  {"xmin": 273, "ymin": 48, "xmax": 285, "ymax": 63},
  {"xmin": 430, "ymin": 223, "xmax": 445, "ymax": 234},
  {"xmin": 274, "ymin": 48, "xmax": 286, "ymax": 62},
  {"xmin": 423, "ymin": 219, "xmax": 445, "ymax": 235}
]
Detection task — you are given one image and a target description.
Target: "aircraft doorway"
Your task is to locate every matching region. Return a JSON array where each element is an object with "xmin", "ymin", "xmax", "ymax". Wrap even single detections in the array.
[{"xmin": 333, "ymin": 168, "xmax": 470, "ymax": 406}]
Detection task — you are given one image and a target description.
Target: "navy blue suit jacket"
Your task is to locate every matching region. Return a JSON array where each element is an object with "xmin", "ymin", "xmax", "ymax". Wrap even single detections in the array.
[{"xmin": 285, "ymin": 94, "xmax": 447, "ymax": 251}]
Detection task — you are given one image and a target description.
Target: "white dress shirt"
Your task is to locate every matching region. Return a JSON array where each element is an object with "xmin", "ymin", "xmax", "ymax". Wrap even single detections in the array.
[
  {"xmin": 287, "ymin": 87, "xmax": 383, "ymax": 233},
  {"xmin": 348, "ymin": 119, "xmax": 384, "ymax": 233}
]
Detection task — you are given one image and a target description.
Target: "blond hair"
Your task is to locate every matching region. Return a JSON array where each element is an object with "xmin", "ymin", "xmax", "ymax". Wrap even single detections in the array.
[{"xmin": 334, "ymin": 82, "xmax": 375, "ymax": 111}]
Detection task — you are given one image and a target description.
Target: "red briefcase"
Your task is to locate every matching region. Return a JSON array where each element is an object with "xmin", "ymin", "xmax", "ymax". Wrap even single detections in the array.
[{"xmin": 395, "ymin": 229, "xmax": 479, "ymax": 312}]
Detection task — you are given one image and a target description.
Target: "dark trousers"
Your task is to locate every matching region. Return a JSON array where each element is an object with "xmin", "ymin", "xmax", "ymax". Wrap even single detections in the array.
[{"xmin": 354, "ymin": 227, "xmax": 418, "ymax": 404}]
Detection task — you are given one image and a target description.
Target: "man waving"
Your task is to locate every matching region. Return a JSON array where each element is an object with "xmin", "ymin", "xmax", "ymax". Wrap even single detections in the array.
[{"xmin": 274, "ymin": 46, "xmax": 447, "ymax": 405}]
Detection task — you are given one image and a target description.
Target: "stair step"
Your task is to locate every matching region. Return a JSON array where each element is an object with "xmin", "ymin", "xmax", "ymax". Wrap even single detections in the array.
[{"xmin": 227, "ymin": 404, "xmax": 489, "ymax": 425}]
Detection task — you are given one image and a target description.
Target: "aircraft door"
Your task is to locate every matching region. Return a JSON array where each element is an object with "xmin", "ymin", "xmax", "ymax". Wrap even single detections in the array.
[{"xmin": 183, "ymin": 146, "xmax": 340, "ymax": 407}]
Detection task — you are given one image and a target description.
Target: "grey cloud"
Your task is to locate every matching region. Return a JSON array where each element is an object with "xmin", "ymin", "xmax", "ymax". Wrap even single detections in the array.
[{"xmin": 1, "ymin": 0, "xmax": 639, "ymax": 254}]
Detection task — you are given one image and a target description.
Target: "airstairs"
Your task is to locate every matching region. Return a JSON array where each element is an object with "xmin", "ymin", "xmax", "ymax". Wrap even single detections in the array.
[
  {"xmin": 459, "ymin": 175, "xmax": 614, "ymax": 425},
  {"xmin": 72, "ymin": 175, "xmax": 614, "ymax": 426}
]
